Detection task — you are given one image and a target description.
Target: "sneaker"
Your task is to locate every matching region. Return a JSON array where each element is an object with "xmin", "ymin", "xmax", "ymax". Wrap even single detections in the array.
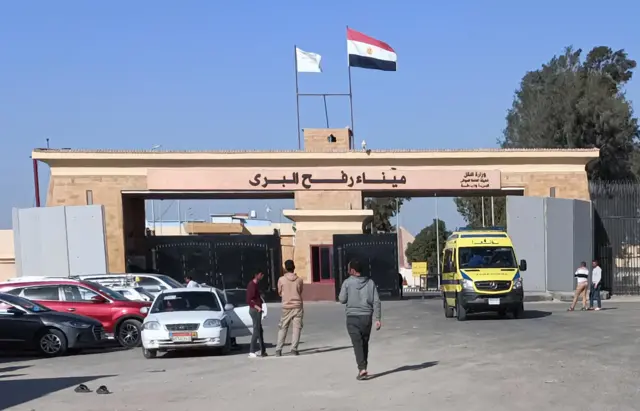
[
  {"xmin": 290, "ymin": 350, "xmax": 299, "ymax": 356},
  {"xmin": 275, "ymin": 350, "xmax": 282, "ymax": 357},
  {"xmin": 248, "ymin": 352, "xmax": 258, "ymax": 358},
  {"xmin": 261, "ymin": 352, "xmax": 268, "ymax": 357},
  {"xmin": 595, "ymin": 307, "xmax": 601, "ymax": 311}
]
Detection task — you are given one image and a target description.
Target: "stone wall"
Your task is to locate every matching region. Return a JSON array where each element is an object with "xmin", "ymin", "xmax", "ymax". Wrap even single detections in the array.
[
  {"xmin": 47, "ymin": 175, "xmax": 147, "ymax": 272},
  {"xmin": 502, "ymin": 171, "xmax": 589, "ymax": 200}
]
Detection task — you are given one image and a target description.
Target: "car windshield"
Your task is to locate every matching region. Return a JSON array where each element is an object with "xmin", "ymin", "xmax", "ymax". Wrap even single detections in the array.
[
  {"xmin": 155, "ymin": 275, "xmax": 184, "ymax": 289},
  {"xmin": 83, "ymin": 281, "xmax": 130, "ymax": 301},
  {"xmin": 458, "ymin": 246, "xmax": 517, "ymax": 269},
  {"xmin": 0, "ymin": 294, "xmax": 51, "ymax": 313},
  {"xmin": 151, "ymin": 291, "xmax": 220, "ymax": 313}
]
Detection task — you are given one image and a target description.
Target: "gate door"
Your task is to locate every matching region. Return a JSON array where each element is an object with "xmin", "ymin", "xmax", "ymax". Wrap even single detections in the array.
[{"xmin": 333, "ymin": 234, "xmax": 398, "ymax": 299}]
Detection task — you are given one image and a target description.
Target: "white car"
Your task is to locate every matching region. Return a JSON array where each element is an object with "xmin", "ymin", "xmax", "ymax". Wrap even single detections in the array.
[
  {"xmin": 140, "ymin": 287, "xmax": 267, "ymax": 358},
  {"xmin": 76, "ymin": 273, "xmax": 185, "ymax": 296},
  {"xmin": 111, "ymin": 286, "xmax": 156, "ymax": 302}
]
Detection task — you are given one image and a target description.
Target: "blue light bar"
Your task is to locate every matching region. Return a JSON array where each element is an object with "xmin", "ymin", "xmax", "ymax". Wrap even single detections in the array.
[{"xmin": 457, "ymin": 226, "xmax": 505, "ymax": 231}]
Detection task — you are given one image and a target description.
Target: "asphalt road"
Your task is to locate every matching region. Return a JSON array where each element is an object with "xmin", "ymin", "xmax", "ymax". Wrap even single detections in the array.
[{"xmin": 1, "ymin": 299, "xmax": 640, "ymax": 411}]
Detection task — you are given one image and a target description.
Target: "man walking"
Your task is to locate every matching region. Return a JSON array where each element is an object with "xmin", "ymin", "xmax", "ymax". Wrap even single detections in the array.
[
  {"xmin": 589, "ymin": 259, "xmax": 602, "ymax": 311},
  {"xmin": 275, "ymin": 260, "xmax": 304, "ymax": 357},
  {"xmin": 568, "ymin": 261, "xmax": 589, "ymax": 311},
  {"xmin": 339, "ymin": 259, "xmax": 381, "ymax": 380},
  {"xmin": 246, "ymin": 271, "xmax": 267, "ymax": 358}
]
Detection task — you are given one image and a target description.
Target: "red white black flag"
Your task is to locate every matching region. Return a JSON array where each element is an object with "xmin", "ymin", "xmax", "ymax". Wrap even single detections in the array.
[{"xmin": 347, "ymin": 28, "xmax": 397, "ymax": 72}]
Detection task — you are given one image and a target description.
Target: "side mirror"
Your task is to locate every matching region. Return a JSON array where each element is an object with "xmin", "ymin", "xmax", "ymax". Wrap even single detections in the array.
[
  {"xmin": 7, "ymin": 307, "xmax": 23, "ymax": 316},
  {"xmin": 224, "ymin": 303, "xmax": 235, "ymax": 311},
  {"xmin": 91, "ymin": 295, "xmax": 107, "ymax": 304},
  {"xmin": 140, "ymin": 306, "xmax": 149, "ymax": 315},
  {"xmin": 519, "ymin": 259, "xmax": 527, "ymax": 272}
]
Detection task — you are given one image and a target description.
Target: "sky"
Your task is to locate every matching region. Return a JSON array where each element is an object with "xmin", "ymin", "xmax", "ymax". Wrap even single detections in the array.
[{"xmin": 1, "ymin": 0, "xmax": 639, "ymax": 235}]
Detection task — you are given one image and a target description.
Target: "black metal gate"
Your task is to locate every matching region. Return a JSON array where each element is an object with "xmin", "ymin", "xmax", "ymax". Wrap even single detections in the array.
[
  {"xmin": 333, "ymin": 234, "xmax": 399, "ymax": 299},
  {"xmin": 138, "ymin": 235, "xmax": 281, "ymax": 292},
  {"xmin": 591, "ymin": 181, "xmax": 640, "ymax": 295}
]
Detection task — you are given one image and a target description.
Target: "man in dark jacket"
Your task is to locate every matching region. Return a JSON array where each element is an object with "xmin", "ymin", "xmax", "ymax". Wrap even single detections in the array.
[
  {"xmin": 339, "ymin": 259, "xmax": 382, "ymax": 380},
  {"xmin": 246, "ymin": 271, "xmax": 267, "ymax": 358}
]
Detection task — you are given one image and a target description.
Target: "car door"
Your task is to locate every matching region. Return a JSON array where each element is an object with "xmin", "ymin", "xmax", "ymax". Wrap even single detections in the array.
[
  {"xmin": 58, "ymin": 285, "xmax": 112, "ymax": 326},
  {"xmin": 223, "ymin": 289, "xmax": 267, "ymax": 337},
  {"xmin": 0, "ymin": 303, "xmax": 43, "ymax": 349}
]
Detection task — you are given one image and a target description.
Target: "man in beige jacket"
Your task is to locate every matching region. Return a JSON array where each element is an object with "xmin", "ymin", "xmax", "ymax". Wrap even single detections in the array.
[{"xmin": 275, "ymin": 259, "xmax": 304, "ymax": 357}]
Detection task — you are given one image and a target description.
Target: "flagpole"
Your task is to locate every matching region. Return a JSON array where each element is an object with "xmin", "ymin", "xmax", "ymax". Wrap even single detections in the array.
[
  {"xmin": 294, "ymin": 45, "xmax": 302, "ymax": 150},
  {"xmin": 323, "ymin": 95, "xmax": 329, "ymax": 127},
  {"xmin": 347, "ymin": 26, "xmax": 355, "ymax": 149}
]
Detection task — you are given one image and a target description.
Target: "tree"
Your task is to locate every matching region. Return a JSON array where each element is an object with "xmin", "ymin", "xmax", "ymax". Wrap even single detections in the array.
[
  {"xmin": 455, "ymin": 46, "xmax": 639, "ymax": 226},
  {"xmin": 405, "ymin": 219, "xmax": 451, "ymax": 274},
  {"xmin": 454, "ymin": 197, "xmax": 506, "ymax": 229},
  {"xmin": 364, "ymin": 197, "xmax": 410, "ymax": 233},
  {"xmin": 501, "ymin": 45, "xmax": 638, "ymax": 180}
]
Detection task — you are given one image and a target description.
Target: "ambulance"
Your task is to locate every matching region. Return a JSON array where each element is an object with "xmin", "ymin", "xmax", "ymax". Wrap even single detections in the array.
[{"xmin": 441, "ymin": 227, "xmax": 527, "ymax": 321}]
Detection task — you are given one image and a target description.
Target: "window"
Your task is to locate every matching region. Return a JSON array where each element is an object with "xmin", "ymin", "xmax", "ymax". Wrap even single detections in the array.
[
  {"xmin": 11, "ymin": 286, "xmax": 60, "ymax": 301},
  {"xmin": 150, "ymin": 291, "xmax": 221, "ymax": 313},
  {"xmin": 62, "ymin": 285, "xmax": 100, "ymax": 302},
  {"xmin": 458, "ymin": 247, "xmax": 517, "ymax": 269},
  {"xmin": 442, "ymin": 250, "xmax": 453, "ymax": 273},
  {"xmin": 311, "ymin": 245, "xmax": 333, "ymax": 283},
  {"xmin": 224, "ymin": 289, "xmax": 247, "ymax": 307},
  {"xmin": 215, "ymin": 289, "xmax": 227, "ymax": 306}
]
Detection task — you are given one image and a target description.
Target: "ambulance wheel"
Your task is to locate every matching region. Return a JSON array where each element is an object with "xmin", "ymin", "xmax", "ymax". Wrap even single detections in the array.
[
  {"xmin": 512, "ymin": 303, "xmax": 524, "ymax": 319},
  {"xmin": 443, "ymin": 296, "xmax": 454, "ymax": 318},
  {"xmin": 456, "ymin": 296, "xmax": 467, "ymax": 321}
]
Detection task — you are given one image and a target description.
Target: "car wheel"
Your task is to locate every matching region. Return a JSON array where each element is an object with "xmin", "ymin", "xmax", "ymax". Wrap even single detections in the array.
[
  {"xmin": 117, "ymin": 319, "xmax": 142, "ymax": 348},
  {"xmin": 37, "ymin": 328, "xmax": 68, "ymax": 357},
  {"xmin": 443, "ymin": 296, "xmax": 454, "ymax": 318},
  {"xmin": 142, "ymin": 348, "xmax": 157, "ymax": 359},
  {"xmin": 512, "ymin": 303, "xmax": 524, "ymax": 319},
  {"xmin": 220, "ymin": 329, "xmax": 232, "ymax": 355},
  {"xmin": 456, "ymin": 296, "xmax": 467, "ymax": 321}
]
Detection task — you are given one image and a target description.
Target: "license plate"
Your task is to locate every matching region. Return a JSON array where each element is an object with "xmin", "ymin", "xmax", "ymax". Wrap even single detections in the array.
[
  {"xmin": 170, "ymin": 332, "xmax": 196, "ymax": 342},
  {"xmin": 488, "ymin": 298, "xmax": 500, "ymax": 306}
]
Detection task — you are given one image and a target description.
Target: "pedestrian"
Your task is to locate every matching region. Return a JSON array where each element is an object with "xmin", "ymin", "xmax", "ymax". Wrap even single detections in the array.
[
  {"xmin": 275, "ymin": 260, "xmax": 304, "ymax": 357},
  {"xmin": 338, "ymin": 259, "xmax": 382, "ymax": 380},
  {"xmin": 246, "ymin": 270, "xmax": 267, "ymax": 358},
  {"xmin": 398, "ymin": 272, "xmax": 404, "ymax": 300},
  {"xmin": 589, "ymin": 259, "xmax": 602, "ymax": 311},
  {"xmin": 184, "ymin": 276, "xmax": 200, "ymax": 288},
  {"xmin": 568, "ymin": 261, "xmax": 589, "ymax": 311}
]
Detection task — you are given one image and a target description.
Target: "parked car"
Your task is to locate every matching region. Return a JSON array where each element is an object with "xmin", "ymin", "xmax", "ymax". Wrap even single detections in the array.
[
  {"xmin": 0, "ymin": 278, "xmax": 150, "ymax": 348},
  {"xmin": 0, "ymin": 292, "xmax": 106, "ymax": 357},
  {"xmin": 111, "ymin": 286, "xmax": 156, "ymax": 302},
  {"xmin": 140, "ymin": 287, "xmax": 267, "ymax": 359},
  {"xmin": 75, "ymin": 273, "xmax": 185, "ymax": 296}
]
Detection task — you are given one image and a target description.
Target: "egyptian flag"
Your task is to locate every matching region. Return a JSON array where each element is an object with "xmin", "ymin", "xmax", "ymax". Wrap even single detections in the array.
[{"xmin": 347, "ymin": 28, "xmax": 397, "ymax": 71}]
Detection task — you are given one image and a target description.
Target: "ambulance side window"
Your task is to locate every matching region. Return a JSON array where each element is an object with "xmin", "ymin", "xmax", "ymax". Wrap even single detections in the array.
[
  {"xmin": 451, "ymin": 250, "xmax": 457, "ymax": 272},
  {"xmin": 443, "ymin": 249, "xmax": 453, "ymax": 273}
]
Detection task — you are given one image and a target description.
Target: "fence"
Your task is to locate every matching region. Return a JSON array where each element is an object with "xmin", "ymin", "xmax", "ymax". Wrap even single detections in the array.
[{"xmin": 591, "ymin": 181, "xmax": 640, "ymax": 295}]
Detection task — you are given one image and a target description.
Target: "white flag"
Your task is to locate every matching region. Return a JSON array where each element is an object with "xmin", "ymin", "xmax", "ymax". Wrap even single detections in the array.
[{"xmin": 296, "ymin": 47, "xmax": 322, "ymax": 73}]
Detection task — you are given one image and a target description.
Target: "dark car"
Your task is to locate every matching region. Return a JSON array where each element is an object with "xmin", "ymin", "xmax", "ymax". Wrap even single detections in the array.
[{"xmin": 0, "ymin": 292, "xmax": 106, "ymax": 357}]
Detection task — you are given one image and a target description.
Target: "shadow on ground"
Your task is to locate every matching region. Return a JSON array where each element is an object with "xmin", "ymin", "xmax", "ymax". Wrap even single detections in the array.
[
  {"xmin": 0, "ymin": 375, "xmax": 115, "ymax": 410},
  {"xmin": 367, "ymin": 361, "xmax": 439, "ymax": 380},
  {"xmin": 297, "ymin": 345, "xmax": 352, "ymax": 355},
  {"xmin": 159, "ymin": 343, "xmax": 277, "ymax": 359},
  {"xmin": 467, "ymin": 310, "xmax": 552, "ymax": 321}
]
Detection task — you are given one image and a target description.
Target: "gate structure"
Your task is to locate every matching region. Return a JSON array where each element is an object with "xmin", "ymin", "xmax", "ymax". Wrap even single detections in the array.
[
  {"xmin": 591, "ymin": 182, "xmax": 640, "ymax": 295},
  {"xmin": 333, "ymin": 234, "xmax": 399, "ymax": 299},
  {"xmin": 138, "ymin": 235, "xmax": 282, "ymax": 293}
]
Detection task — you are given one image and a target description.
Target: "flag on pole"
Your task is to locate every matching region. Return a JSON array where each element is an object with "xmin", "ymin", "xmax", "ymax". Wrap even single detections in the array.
[
  {"xmin": 347, "ymin": 28, "xmax": 397, "ymax": 71},
  {"xmin": 296, "ymin": 47, "xmax": 322, "ymax": 73}
]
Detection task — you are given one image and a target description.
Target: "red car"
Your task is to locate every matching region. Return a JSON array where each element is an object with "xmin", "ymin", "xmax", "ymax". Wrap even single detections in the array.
[{"xmin": 0, "ymin": 278, "xmax": 151, "ymax": 348}]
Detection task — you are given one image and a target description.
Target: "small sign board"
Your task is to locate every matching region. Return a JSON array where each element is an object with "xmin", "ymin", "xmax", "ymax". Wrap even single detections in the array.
[{"xmin": 412, "ymin": 262, "xmax": 428, "ymax": 277}]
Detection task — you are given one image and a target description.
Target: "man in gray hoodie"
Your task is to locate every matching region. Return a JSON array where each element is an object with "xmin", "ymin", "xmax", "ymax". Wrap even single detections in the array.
[{"xmin": 339, "ymin": 259, "xmax": 382, "ymax": 380}]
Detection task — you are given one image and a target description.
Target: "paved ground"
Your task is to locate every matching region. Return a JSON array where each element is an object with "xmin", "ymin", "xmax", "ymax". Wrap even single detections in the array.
[{"xmin": 2, "ymin": 299, "xmax": 640, "ymax": 411}]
